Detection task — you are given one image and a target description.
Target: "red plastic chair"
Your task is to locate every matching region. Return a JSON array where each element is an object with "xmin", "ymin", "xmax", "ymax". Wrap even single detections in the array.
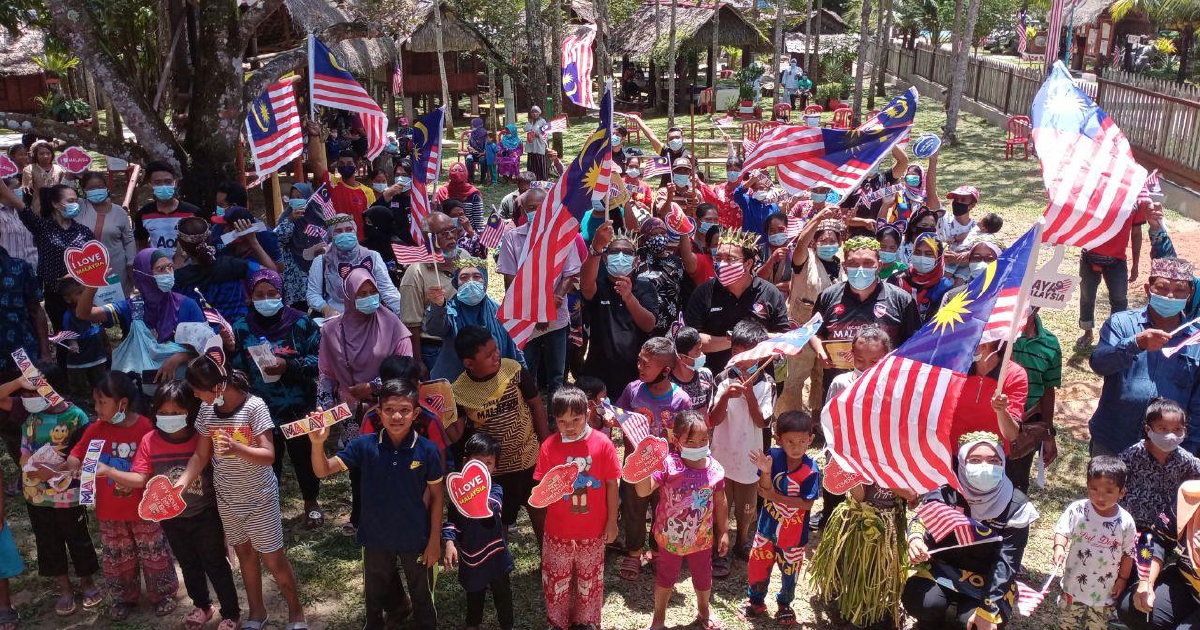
[
  {"xmin": 804, "ymin": 105, "xmax": 824, "ymax": 115},
  {"xmin": 624, "ymin": 112, "xmax": 643, "ymax": 144},
  {"xmin": 772, "ymin": 102, "xmax": 792, "ymax": 122},
  {"xmin": 742, "ymin": 120, "xmax": 766, "ymax": 144},
  {"xmin": 457, "ymin": 130, "xmax": 471, "ymax": 162},
  {"xmin": 1006, "ymin": 115, "xmax": 1032, "ymax": 160},
  {"xmin": 831, "ymin": 108, "xmax": 853, "ymax": 130}
]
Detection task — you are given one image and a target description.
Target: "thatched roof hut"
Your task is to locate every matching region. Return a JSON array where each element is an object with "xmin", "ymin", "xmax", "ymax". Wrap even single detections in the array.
[
  {"xmin": 249, "ymin": 0, "xmax": 395, "ymax": 77},
  {"xmin": 609, "ymin": 1, "xmax": 771, "ymax": 62},
  {"xmin": 1071, "ymin": 0, "xmax": 1117, "ymax": 28},
  {"xmin": 398, "ymin": 0, "xmax": 487, "ymax": 53},
  {"xmin": 0, "ymin": 29, "xmax": 47, "ymax": 113},
  {"xmin": 567, "ymin": 0, "xmax": 596, "ymax": 24}
]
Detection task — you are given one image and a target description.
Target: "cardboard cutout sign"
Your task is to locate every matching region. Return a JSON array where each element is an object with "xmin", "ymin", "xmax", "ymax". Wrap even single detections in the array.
[
  {"xmin": 822, "ymin": 340, "xmax": 855, "ymax": 370},
  {"xmin": 63, "ymin": 241, "xmax": 111, "ymax": 288},
  {"xmin": 419, "ymin": 379, "xmax": 457, "ymax": 428},
  {"xmin": 280, "ymin": 403, "xmax": 352, "ymax": 439},
  {"xmin": 137, "ymin": 475, "xmax": 187, "ymax": 521},
  {"xmin": 528, "ymin": 462, "xmax": 581, "ymax": 509},
  {"xmin": 911, "ymin": 134, "xmax": 942, "ymax": 159},
  {"xmin": 12, "ymin": 348, "xmax": 65, "ymax": 406},
  {"xmin": 447, "ymin": 459, "xmax": 494, "ymax": 519},
  {"xmin": 621, "ymin": 435, "xmax": 669, "ymax": 483},
  {"xmin": 665, "ymin": 205, "xmax": 696, "ymax": 236},
  {"xmin": 1028, "ymin": 245, "xmax": 1078, "ymax": 311},
  {"xmin": 0, "ymin": 155, "xmax": 17, "ymax": 180},
  {"xmin": 822, "ymin": 455, "xmax": 868, "ymax": 494},
  {"xmin": 56, "ymin": 146, "xmax": 94, "ymax": 174},
  {"xmin": 78, "ymin": 439, "xmax": 105, "ymax": 506}
]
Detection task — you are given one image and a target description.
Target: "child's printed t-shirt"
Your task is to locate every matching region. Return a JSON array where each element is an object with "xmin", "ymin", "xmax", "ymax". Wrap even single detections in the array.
[
  {"xmin": 534, "ymin": 428, "xmax": 620, "ymax": 540},
  {"xmin": 711, "ymin": 372, "xmax": 776, "ymax": 484},
  {"xmin": 69, "ymin": 415, "xmax": 153, "ymax": 521},
  {"xmin": 195, "ymin": 395, "xmax": 277, "ymax": 505},
  {"xmin": 1054, "ymin": 499, "xmax": 1137, "ymax": 608},
  {"xmin": 131, "ymin": 429, "xmax": 217, "ymax": 519},
  {"xmin": 671, "ymin": 368, "xmax": 716, "ymax": 414},
  {"xmin": 652, "ymin": 454, "xmax": 726, "ymax": 555},
  {"xmin": 453, "ymin": 359, "xmax": 540, "ymax": 474},
  {"xmin": 616, "ymin": 381, "xmax": 692, "ymax": 442},
  {"xmin": 759, "ymin": 449, "xmax": 821, "ymax": 546},
  {"xmin": 18, "ymin": 404, "xmax": 89, "ymax": 507}
]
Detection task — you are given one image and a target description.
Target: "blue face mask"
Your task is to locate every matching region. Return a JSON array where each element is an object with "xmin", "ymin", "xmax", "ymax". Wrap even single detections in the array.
[
  {"xmin": 685, "ymin": 353, "xmax": 706, "ymax": 370},
  {"xmin": 968, "ymin": 261, "xmax": 988, "ymax": 279},
  {"xmin": 612, "ymin": 136, "xmax": 622, "ymax": 147},
  {"xmin": 727, "ymin": 170, "xmax": 741, "ymax": 182},
  {"xmin": 846, "ymin": 266, "xmax": 877, "ymax": 291},
  {"xmin": 395, "ymin": 176, "xmax": 412, "ymax": 192},
  {"xmin": 672, "ymin": 174, "xmax": 690, "ymax": 188},
  {"xmin": 1150, "ymin": 292, "xmax": 1187, "ymax": 318},
  {"xmin": 879, "ymin": 250, "xmax": 898, "ymax": 264},
  {"xmin": 253, "ymin": 298, "xmax": 283, "ymax": 317},
  {"xmin": 606, "ymin": 252, "xmax": 634, "ymax": 277},
  {"xmin": 154, "ymin": 273, "xmax": 175, "ymax": 292},
  {"xmin": 152, "ymin": 185, "xmax": 175, "ymax": 201},
  {"xmin": 456, "ymin": 280, "xmax": 486, "ymax": 306},
  {"xmin": 355, "ymin": 294, "xmax": 381, "ymax": 315},
  {"xmin": 371, "ymin": 183, "xmax": 387, "ymax": 193},
  {"xmin": 699, "ymin": 221, "xmax": 718, "ymax": 236},
  {"xmin": 905, "ymin": 174, "xmax": 922, "ymax": 187},
  {"xmin": 525, "ymin": 211, "xmax": 537, "ymax": 225},
  {"xmin": 679, "ymin": 444, "xmax": 710, "ymax": 461},
  {"xmin": 288, "ymin": 197, "xmax": 306, "ymax": 210},
  {"xmin": 816, "ymin": 244, "xmax": 839, "ymax": 261},
  {"xmin": 333, "ymin": 232, "xmax": 358, "ymax": 251},
  {"xmin": 768, "ymin": 233, "xmax": 789, "ymax": 247},
  {"xmin": 61, "ymin": 202, "xmax": 81, "ymax": 218},
  {"xmin": 626, "ymin": 168, "xmax": 641, "ymax": 179},
  {"xmin": 811, "ymin": 192, "xmax": 829, "ymax": 203},
  {"xmin": 964, "ymin": 462, "xmax": 1004, "ymax": 492},
  {"xmin": 911, "ymin": 255, "xmax": 937, "ymax": 274},
  {"xmin": 109, "ymin": 409, "xmax": 126, "ymax": 425},
  {"xmin": 85, "ymin": 188, "xmax": 109, "ymax": 203}
]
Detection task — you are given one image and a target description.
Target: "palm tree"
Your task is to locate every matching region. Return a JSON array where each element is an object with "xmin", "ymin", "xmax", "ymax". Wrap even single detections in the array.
[
  {"xmin": 944, "ymin": 0, "xmax": 981, "ymax": 144},
  {"xmin": 1111, "ymin": 0, "xmax": 1200, "ymax": 82},
  {"xmin": 852, "ymin": 0, "xmax": 873, "ymax": 121}
]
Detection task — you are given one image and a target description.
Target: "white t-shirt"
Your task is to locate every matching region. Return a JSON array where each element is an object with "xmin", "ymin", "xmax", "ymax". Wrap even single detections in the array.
[
  {"xmin": 524, "ymin": 119, "xmax": 550, "ymax": 155},
  {"xmin": 1053, "ymin": 499, "xmax": 1137, "ymax": 608},
  {"xmin": 937, "ymin": 214, "xmax": 975, "ymax": 252},
  {"xmin": 711, "ymin": 374, "xmax": 776, "ymax": 484}
]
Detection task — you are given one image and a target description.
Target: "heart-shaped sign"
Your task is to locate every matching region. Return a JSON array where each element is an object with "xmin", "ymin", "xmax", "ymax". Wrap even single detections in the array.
[
  {"xmin": 447, "ymin": 459, "xmax": 494, "ymax": 519},
  {"xmin": 137, "ymin": 475, "xmax": 187, "ymax": 521},
  {"xmin": 63, "ymin": 240, "xmax": 110, "ymax": 288},
  {"xmin": 621, "ymin": 435, "xmax": 669, "ymax": 483},
  {"xmin": 0, "ymin": 155, "xmax": 17, "ymax": 180},
  {"xmin": 911, "ymin": 134, "xmax": 941, "ymax": 159},
  {"xmin": 55, "ymin": 146, "xmax": 94, "ymax": 174},
  {"xmin": 665, "ymin": 205, "xmax": 695, "ymax": 236},
  {"xmin": 822, "ymin": 455, "xmax": 868, "ymax": 495},
  {"xmin": 528, "ymin": 462, "xmax": 581, "ymax": 509}
]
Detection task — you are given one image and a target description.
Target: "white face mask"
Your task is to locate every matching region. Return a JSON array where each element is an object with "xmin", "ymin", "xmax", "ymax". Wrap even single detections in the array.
[
  {"xmin": 560, "ymin": 425, "xmax": 591, "ymax": 443},
  {"xmin": 21, "ymin": 396, "xmax": 50, "ymax": 413},
  {"xmin": 964, "ymin": 462, "xmax": 1004, "ymax": 492},
  {"xmin": 156, "ymin": 414, "xmax": 189, "ymax": 433},
  {"xmin": 680, "ymin": 445, "xmax": 710, "ymax": 461},
  {"xmin": 1148, "ymin": 430, "xmax": 1185, "ymax": 452}
]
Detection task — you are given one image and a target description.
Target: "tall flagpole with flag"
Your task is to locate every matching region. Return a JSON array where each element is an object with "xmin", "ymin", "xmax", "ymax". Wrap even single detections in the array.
[
  {"xmin": 996, "ymin": 219, "xmax": 1045, "ymax": 384},
  {"xmin": 307, "ymin": 33, "xmax": 316, "ymax": 121}
]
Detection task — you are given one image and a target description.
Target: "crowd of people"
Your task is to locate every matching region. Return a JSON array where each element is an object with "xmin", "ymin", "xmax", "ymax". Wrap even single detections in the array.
[{"xmin": 0, "ymin": 94, "xmax": 1195, "ymax": 630}]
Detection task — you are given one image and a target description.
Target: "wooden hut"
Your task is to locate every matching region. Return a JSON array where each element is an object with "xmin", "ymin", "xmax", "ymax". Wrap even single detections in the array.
[
  {"xmin": 396, "ymin": 0, "xmax": 488, "ymax": 115},
  {"xmin": 609, "ymin": 1, "xmax": 770, "ymax": 110},
  {"xmin": 0, "ymin": 29, "xmax": 47, "ymax": 114}
]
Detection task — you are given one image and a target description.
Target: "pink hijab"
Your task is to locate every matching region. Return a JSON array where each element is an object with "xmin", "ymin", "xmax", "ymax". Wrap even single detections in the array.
[{"xmin": 318, "ymin": 267, "xmax": 412, "ymax": 402}]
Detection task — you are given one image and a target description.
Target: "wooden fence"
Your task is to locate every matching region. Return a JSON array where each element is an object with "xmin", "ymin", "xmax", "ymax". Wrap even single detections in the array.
[{"xmin": 870, "ymin": 43, "xmax": 1200, "ymax": 187}]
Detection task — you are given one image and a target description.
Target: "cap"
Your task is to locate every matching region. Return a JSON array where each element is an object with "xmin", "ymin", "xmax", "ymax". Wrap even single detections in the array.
[
  {"xmin": 672, "ymin": 157, "xmax": 693, "ymax": 171},
  {"xmin": 1150, "ymin": 257, "xmax": 1195, "ymax": 282},
  {"xmin": 947, "ymin": 185, "xmax": 980, "ymax": 204}
]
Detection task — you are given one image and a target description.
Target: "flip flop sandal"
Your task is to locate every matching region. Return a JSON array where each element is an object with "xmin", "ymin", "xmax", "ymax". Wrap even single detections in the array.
[
  {"xmin": 0, "ymin": 608, "xmax": 17, "ymax": 630},
  {"xmin": 240, "ymin": 616, "xmax": 269, "ymax": 630},
  {"xmin": 81, "ymin": 588, "xmax": 104, "ymax": 609},
  {"xmin": 218, "ymin": 618, "xmax": 240, "ymax": 630},
  {"xmin": 712, "ymin": 555, "xmax": 731, "ymax": 579},
  {"xmin": 619, "ymin": 555, "xmax": 641, "ymax": 581},
  {"xmin": 54, "ymin": 594, "xmax": 76, "ymax": 617},
  {"xmin": 110, "ymin": 602, "xmax": 135, "ymax": 622},
  {"xmin": 694, "ymin": 616, "xmax": 723, "ymax": 630},
  {"xmin": 185, "ymin": 606, "xmax": 216, "ymax": 630},
  {"xmin": 305, "ymin": 510, "xmax": 324, "ymax": 529},
  {"xmin": 155, "ymin": 597, "xmax": 178, "ymax": 617}
]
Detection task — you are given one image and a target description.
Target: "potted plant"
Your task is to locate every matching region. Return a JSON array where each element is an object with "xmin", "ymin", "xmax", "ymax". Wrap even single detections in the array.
[
  {"xmin": 733, "ymin": 63, "xmax": 765, "ymax": 114},
  {"xmin": 816, "ymin": 84, "xmax": 842, "ymax": 109},
  {"xmin": 32, "ymin": 50, "xmax": 80, "ymax": 86},
  {"xmin": 35, "ymin": 93, "xmax": 92, "ymax": 125}
]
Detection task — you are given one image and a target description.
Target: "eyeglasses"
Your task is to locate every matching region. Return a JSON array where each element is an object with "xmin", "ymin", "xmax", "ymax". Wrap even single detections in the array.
[{"xmin": 713, "ymin": 256, "xmax": 744, "ymax": 264}]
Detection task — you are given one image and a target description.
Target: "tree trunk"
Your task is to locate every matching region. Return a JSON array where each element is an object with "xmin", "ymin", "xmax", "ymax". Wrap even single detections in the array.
[
  {"xmin": 434, "ymin": 2, "xmax": 454, "ymax": 130},
  {"xmin": 868, "ymin": 0, "xmax": 886, "ymax": 106},
  {"xmin": 1178, "ymin": 29, "xmax": 1193, "ymax": 84},
  {"xmin": 710, "ymin": 1, "xmax": 721, "ymax": 87},
  {"xmin": 944, "ymin": 0, "xmax": 981, "ymax": 144},
  {"xmin": 851, "ymin": 0, "xmax": 871, "ymax": 122},
  {"xmin": 668, "ymin": 0, "xmax": 678, "ymax": 125},
  {"xmin": 804, "ymin": 0, "xmax": 814, "ymax": 71},
  {"xmin": 873, "ymin": 0, "xmax": 892, "ymax": 98},
  {"xmin": 397, "ymin": 45, "xmax": 409, "ymax": 120},
  {"xmin": 525, "ymin": 0, "xmax": 547, "ymax": 110},
  {"xmin": 773, "ymin": 0, "xmax": 784, "ymax": 108},
  {"xmin": 813, "ymin": 0, "xmax": 823, "ymax": 84},
  {"xmin": 654, "ymin": 0, "xmax": 662, "ymax": 109},
  {"xmin": 550, "ymin": 0, "xmax": 564, "ymax": 115},
  {"xmin": 594, "ymin": 0, "xmax": 611, "ymax": 88},
  {"xmin": 180, "ymin": 0, "xmax": 245, "ymax": 204}
]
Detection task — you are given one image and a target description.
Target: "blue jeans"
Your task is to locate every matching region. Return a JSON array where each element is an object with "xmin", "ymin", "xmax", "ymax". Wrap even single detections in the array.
[
  {"xmin": 1079, "ymin": 254, "xmax": 1128, "ymax": 330},
  {"xmin": 465, "ymin": 154, "xmax": 483, "ymax": 183},
  {"xmin": 523, "ymin": 326, "xmax": 567, "ymax": 395}
]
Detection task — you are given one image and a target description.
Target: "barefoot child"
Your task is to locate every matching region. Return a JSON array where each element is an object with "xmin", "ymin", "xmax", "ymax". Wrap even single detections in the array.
[
  {"xmin": 635, "ymin": 410, "xmax": 728, "ymax": 630},
  {"xmin": 104, "ymin": 380, "xmax": 242, "ymax": 630},
  {"xmin": 443, "ymin": 433, "xmax": 513, "ymax": 630},
  {"xmin": 63, "ymin": 372, "xmax": 178, "ymax": 620},
  {"xmin": 311, "ymin": 379, "xmax": 443, "ymax": 630},
  {"xmin": 535, "ymin": 386, "xmax": 620, "ymax": 630}
]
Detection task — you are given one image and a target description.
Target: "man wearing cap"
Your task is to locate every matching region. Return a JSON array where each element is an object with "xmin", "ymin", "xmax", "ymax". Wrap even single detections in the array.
[
  {"xmin": 625, "ymin": 117, "xmax": 692, "ymax": 187},
  {"xmin": 523, "ymin": 107, "xmax": 550, "ymax": 180},
  {"xmin": 1076, "ymin": 198, "xmax": 1148, "ymax": 349},
  {"xmin": 1089, "ymin": 257, "xmax": 1200, "ymax": 457},
  {"xmin": 499, "ymin": 171, "xmax": 536, "ymax": 221},
  {"xmin": 732, "ymin": 169, "xmax": 782, "ymax": 240},
  {"xmin": 938, "ymin": 185, "xmax": 980, "ymax": 282}
]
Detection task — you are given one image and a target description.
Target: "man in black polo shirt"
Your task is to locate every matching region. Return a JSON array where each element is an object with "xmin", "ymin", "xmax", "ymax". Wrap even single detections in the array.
[{"xmin": 684, "ymin": 229, "xmax": 790, "ymax": 373}]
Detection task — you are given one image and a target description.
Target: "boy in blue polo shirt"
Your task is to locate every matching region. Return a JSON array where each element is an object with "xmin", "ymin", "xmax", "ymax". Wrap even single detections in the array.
[{"xmin": 311, "ymin": 379, "xmax": 444, "ymax": 630}]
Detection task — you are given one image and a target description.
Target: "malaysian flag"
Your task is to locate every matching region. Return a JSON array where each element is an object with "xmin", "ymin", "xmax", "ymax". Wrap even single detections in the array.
[
  {"xmin": 1044, "ymin": 0, "xmax": 1069, "ymax": 73},
  {"xmin": 479, "ymin": 212, "xmax": 510, "ymax": 249},
  {"xmin": 194, "ymin": 289, "xmax": 233, "ymax": 339},
  {"xmin": 641, "ymin": 156, "xmax": 671, "ymax": 179},
  {"xmin": 729, "ymin": 314, "xmax": 822, "ymax": 363},
  {"xmin": 304, "ymin": 223, "xmax": 327, "ymax": 240},
  {"xmin": 392, "ymin": 59, "xmax": 403, "ymax": 95},
  {"xmin": 498, "ymin": 86, "xmax": 612, "ymax": 347},
  {"xmin": 917, "ymin": 501, "xmax": 975, "ymax": 543},
  {"xmin": 1163, "ymin": 324, "xmax": 1200, "ymax": 358},
  {"xmin": 822, "ymin": 226, "xmax": 1039, "ymax": 493},
  {"xmin": 604, "ymin": 402, "xmax": 650, "ymax": 448},
  {"xmin": 392, "ymin": 240, "xmax": 444, "ymax": 265},
  {"xmin": 562, "ymin": 28, "xmax": 596, "ymax": 108},
  {"xmin": 1136, "ymin": 531, "xmax": 1154, "ymax": 580},
  {"xmin": 1145, "ymin": 168, "xmax": 1163, "ymax": 196},
  {"xmin": 48, "ymin": 330, "xmax": 80, "ymax": 350},
  {"xmin": 409, "ymin": 107, "xmax": 445, "ymax": 246},
  {"xmin": 1016, "ymin": 10, "xmax": 1028, "ymax": 57},
  {"xmin": 786, "ymin": 214, "xmax": 804, "ymax": 238},
  {"xmin": 1015, "ymin": 581, "xmax": 1047, "ymax": 616},
  {"xmin": 746, "ymin": 88, "xmax": 917, "ymax": 197},
  {"xmin": 310, "ymin": 183, "xmax": 335, "ymax": 220},
  {"xmin": 1032, "ymin": 62, "xmax": 1147, "ymax": 251},
  {"xmin": 308, "ymin": 35, "xmax": 388, "ymax": 160},
  {"xmin": 548, "ymin": 116, "xmax": 569, "ymax": 134},
  {"xmin": 245, "ymin": 80, "xmax": 304, "ymax": 180}
]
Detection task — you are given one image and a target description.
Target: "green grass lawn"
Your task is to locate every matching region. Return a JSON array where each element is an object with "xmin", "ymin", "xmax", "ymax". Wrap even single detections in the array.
[{"xmin": 5, "ymin": 87, "xmax": 1196, "ymax": 629}]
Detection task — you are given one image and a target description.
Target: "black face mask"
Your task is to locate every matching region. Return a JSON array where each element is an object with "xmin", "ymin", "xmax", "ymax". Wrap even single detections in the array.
[{"xmin": 952, "ymin": 201, "xmax": 971, "ymax": 216}]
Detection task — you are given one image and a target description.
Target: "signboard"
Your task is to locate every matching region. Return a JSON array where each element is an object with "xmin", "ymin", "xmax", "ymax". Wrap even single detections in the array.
[{"xmin": 55, "ymin": 146, "xmax": 94, "ymax": 174}]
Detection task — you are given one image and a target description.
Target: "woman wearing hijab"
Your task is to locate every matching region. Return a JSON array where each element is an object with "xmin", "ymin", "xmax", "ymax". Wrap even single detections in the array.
[
  {"xmin": 497, "ymin": 123, "xmax": 524, "ymax": 182},
  {"xmin": 1120, "ymin": 479, "xmax": 1200, "ymax": 627},
  {"xmin": 422, "ymin": 258, "xmax": 523, "ymax": 381},
  {"xmin": 465, "ymin": 118, "xmax": 489, "ymax": 184},
  {"xmin": 876, "ymin": 222, "xmax": 909, "ymax": 281},
  {"xmin": 306, "ymin": 214, "xmax": 401, "ymax": 318},
  {"xmin": 902, "ymin": 154, "xmax": 941, "ymax": 214},
  {"xmin": 434, "ymin": 162, "xmax": 484, "ymax": 232},
  {"xmin": 317, "ymin": 266, "xmax": 412, "ymax": 534},
  {"xmin": 903, "ymin": 208, "xmax": 940, "ymax": 263},
  {"xmin": 229, "ymin": 268, "xmax": 324, "ymax": 529},
  {"xmin": 902, "ymin": 432, "xmax": 1039, "ymax": 630},
  {"xmin": 892, "ymin": 232, "xmax": 954, "ymax": 321},
  {"xmin": 275, "ymin": 182, "xmax": 321, "ymax": 307}
]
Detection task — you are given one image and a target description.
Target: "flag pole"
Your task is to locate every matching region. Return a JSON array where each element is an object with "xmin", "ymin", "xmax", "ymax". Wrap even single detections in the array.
[
  {"xmin": 997, "ymin": 219, "xmax": 1046, "ymax": 385},
  {"xmin": 307, "ymin": 33, "xmax": 316, "ymax": 122}
]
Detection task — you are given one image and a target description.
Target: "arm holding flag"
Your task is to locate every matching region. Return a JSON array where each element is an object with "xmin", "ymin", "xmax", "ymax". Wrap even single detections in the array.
[{"xmin": 306, "ymin": 120, "xmax": 329, "ymax": 185}]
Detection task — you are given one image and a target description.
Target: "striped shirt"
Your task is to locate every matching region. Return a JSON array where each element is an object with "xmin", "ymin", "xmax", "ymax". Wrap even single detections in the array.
[
  {"xmin": 195, "ymin": 395, "xmax": 278, "ymax": 505},
  {"xmin": 0, "ymin": 204, "xmax": 37, "ymax": 268}
]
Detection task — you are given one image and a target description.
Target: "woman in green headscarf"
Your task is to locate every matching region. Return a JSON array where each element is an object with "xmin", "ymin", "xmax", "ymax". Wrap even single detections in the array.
[{"xmin": 497, "ymin": 123, "xmax": 523, "ymax": 182}]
